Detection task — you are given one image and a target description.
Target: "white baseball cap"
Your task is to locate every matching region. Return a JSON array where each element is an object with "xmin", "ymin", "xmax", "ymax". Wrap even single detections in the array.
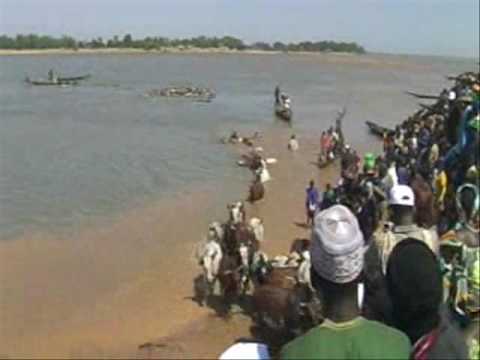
[
  {"xmin": 389, "ymin": 185, "xmax": 415, "ymax": 207},
  {"xmin": 219, "ymin": 343, "xmax": 270, "ymax": 360}
]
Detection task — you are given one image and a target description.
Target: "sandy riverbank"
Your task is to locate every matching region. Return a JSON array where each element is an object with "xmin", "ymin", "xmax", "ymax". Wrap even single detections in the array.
[
  {"xmin": 0, "ymin": 48, "xmax": 422, "ymax": 69},
  {"xmin": 0, "ymin": 124, "xmax": 347, "ymax": 359},
  {"xmin": 0, "ymin": 47, "xmax": 360, "ymax": 57},
  {"xmin": 0, "ymin": 47, "xmax": 277, "ymax": 56},
  {"xmin": 134, "ymin": 129, "xmax": 348, "ymax": 359},
  {"xmin": 0, "ymin": 47, "xmax": 418, "ymax": 67}
]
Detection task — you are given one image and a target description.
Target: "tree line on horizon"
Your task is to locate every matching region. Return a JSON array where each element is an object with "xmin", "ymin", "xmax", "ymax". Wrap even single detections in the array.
[{"xmin": 0, "ymin": 34, "xmax": 366, "ymax": 54}]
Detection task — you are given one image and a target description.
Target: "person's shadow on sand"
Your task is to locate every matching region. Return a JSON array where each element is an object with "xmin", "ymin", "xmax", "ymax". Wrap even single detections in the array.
[
  {"xmin": 188, "ymin": 274, "xmax": 207, "ymax": 307},
  {"xmin": 186, "ymin": 274, "xmax": 251, "ymax": 318},
  {"xmin": 294, "ymin": 221, "xmax": 310, "ymax": 229}
]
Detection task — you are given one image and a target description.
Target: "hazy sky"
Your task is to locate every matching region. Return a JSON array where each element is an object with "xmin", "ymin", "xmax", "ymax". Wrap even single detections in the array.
[{"xmin": 0, "ymin": 0, "xmax": 478, "ymax": 57}]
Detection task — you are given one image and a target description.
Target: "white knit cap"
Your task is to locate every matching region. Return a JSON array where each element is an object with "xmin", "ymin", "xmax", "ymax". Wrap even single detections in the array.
[{"xmin": 310, "ymin": 205, "xmax": 365, "ymax": 284}]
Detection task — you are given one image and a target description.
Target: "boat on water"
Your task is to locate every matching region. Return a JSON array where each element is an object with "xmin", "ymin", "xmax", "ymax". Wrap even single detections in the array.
[
  {"xmin": 273, "ymin": 86, "xmax": 292, "ymax": 122},
  {"xmin": 274, "ymin": 103, "xmax": 293, "ymax": 121},
  {"xmin": 365, "ymin": 121, "xmax": 394, "ymax": 137},
  {"xmin": 25, "ymin": 73, "xmax": 91, "ymax": 86},
  {"xmin": 404, "ymin": 91, "xmax": 440, "ymax": 100},
  {"xmin": 145, "ymin": 86, "xmax": 216, "ymax": 102},
  {"xmin": 25, "ymin": 78, "xmax": 72, "ymax": 86},
  {"xmin": 57, "ymin": 74, "xmax": 91, "ymax": 82}
]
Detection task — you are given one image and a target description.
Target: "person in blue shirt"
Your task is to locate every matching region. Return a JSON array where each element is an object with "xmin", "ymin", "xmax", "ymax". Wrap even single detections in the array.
[
  {"xmin": 418, "ymin": 126, "xmax": 431, "ymax": 150},
  {"xmin": 443, "ymin": 99, "xmax": 480, "ymax": 187},
  {"xmin": 306, "ymin": 180, "xmax": 319, "ymax": 226}
]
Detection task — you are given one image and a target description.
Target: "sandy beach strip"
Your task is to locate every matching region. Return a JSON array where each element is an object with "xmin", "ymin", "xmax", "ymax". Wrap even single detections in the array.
[
  {"xmin": 0, "ymin": 48, "xmax": 428, "ymax": 70},
  {"xmin": 0, "ymin": 124, "xmax": 346, "ymax": 358},
  {"xmin": 0, "ymin": 47, "xmax": 279, "ymax": 56}
]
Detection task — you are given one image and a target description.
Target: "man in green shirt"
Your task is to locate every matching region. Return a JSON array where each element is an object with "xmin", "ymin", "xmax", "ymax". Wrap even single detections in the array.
[{"xmin": 281, "ymin": 205, "xmax": 411, "ymax": 359}]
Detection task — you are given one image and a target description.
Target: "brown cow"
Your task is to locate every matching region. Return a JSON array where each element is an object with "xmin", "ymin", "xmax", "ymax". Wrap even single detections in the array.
[
  {"xmin": 248, "ymin": 179, "xmax": 265, "ymax": 203},
  {"xmin": 251, "ymin": 284, "xmax": 301, "ymax": 332},
  {"xmin": 251, "ymin": 284, "xmax": 322, "ymax": 335},
  {"xmin": 261, "ymin": 267, "xmax": 298, "ymax": 289},
  {"xmin": 223, "ymin": 222, "xmax": 259, "ymax": 256},
  {"xmin": 217, "ymin": 253, "xmax": 242, "ymax": 307}
]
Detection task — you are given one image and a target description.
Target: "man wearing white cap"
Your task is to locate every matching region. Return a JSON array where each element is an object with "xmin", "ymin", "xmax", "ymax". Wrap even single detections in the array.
[
  {"xmin": 375, "ymin": 184, "xmax": 439, "ymax": 273},
  {"xmin": 219, "ymin": 341, "xmax": 270, "ymax": 360},
  {"xmin": 281, "ymin": 205, "xmax": 410, "ymax": 359}
]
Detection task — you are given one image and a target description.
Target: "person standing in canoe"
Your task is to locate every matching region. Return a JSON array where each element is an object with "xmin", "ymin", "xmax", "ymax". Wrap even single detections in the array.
[
  {"xmin": 48, "ymin": 69, "xmax": 57, "ymax": 83},
  {"xmin": 274, "ymin": 85, "xmax": 280, "ymax": 105},
  {"xmin": 306, "ymin": 180, "xmax": 320, "ymax": 226}
]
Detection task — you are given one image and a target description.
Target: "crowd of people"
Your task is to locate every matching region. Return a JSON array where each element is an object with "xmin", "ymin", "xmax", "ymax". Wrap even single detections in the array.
[
  {"xmin": 288, "ymin": 71, "xmax": 479, "ymax": 359},
  {"xmin": 215, "ymin": 71, "xmax": 479, "ymax": 359},
  {"xmin": 318, "ymin": 108, "xmax": 346, "ymax": 165}
]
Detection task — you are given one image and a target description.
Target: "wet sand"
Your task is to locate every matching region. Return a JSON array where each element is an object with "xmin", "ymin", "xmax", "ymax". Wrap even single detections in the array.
[{"xmin": 0, "ymin": 124, "xmax": 351, "ymax": 358}]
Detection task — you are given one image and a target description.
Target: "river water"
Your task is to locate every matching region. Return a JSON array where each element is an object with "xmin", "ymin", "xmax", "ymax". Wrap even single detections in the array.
[{"xmin": 0, "ymin": 53, "xmax": 476, "ymax": 240}]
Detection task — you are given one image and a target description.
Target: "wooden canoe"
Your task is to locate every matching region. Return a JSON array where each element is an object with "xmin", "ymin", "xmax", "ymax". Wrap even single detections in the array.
[
  {"xmin": 365, "ymin": 121, "xmax": 394, "ymax": 137},
  {"xmin": 274, "ymin": 104, "xmax": 292, "ymax": 121},
  {"xmin": 404, "ymin": 91, "xmax": 440, "ymax": 100}
]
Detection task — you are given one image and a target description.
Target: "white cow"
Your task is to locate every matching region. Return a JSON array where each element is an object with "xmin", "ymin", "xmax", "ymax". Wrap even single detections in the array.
[
  {"xmin": 196, "ymin": 231, "xmax": 223, "ymax": 296},
  {"xmin": 256, "ymin": 159, "xmax": 271, "ymax": 183},
  {"xmin": 209, "ymin": 221, "xmax": 224, "ymax": 242},
  {"xmin": 249, "ymin": 217, "xmax": 265, "ymax": 243},
  {"xmin": 238, "ymin": 243, "xmax": 252, "ymax": 293}
]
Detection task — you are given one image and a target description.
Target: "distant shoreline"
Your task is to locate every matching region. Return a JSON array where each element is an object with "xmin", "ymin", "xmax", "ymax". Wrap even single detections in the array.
[
  {"xmin": 3, "ymin": 48, "xmax": 476, "ymax": 62},
  {"xmin": 2, "ymin": 48, "xmax": 446, "ymax": 71},
  {"xmin": 0, "ymin": 47, "xmax": 360, "ymax": 57}
]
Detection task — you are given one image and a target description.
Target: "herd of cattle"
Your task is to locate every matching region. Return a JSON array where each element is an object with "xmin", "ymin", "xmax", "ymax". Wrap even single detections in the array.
[{"xmin": 195, "ymin": 199, "xmax": 322, "ymax": 335}]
